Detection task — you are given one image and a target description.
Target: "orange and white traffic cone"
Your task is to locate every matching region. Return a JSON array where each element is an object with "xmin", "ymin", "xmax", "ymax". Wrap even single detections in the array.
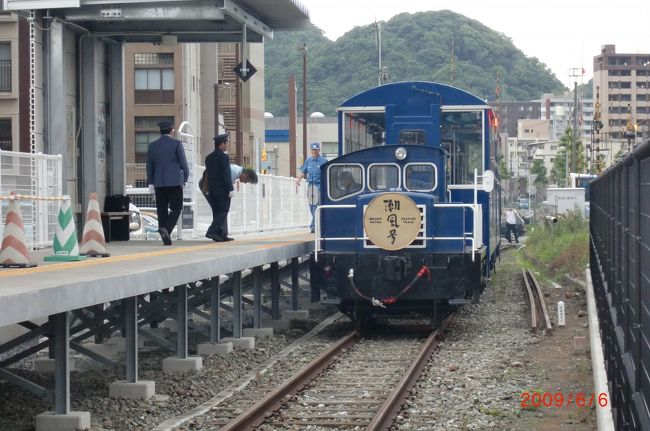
[
  {"xmin": 80, "ymin": 192, "xmax": 110, "ymax": 257},
  {"xmin": 0, "ymin": 192, "xmax": 36, "ymax": 268}
]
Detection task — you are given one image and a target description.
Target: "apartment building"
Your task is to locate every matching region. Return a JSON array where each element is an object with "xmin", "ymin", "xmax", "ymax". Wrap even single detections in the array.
[
  {"xmin": 593, "ymin": 44, "xmax": 650, "ymax": 163},
  {"xmin": 0, "ymin": 12, "xmax": 29, "ymax": 153}
]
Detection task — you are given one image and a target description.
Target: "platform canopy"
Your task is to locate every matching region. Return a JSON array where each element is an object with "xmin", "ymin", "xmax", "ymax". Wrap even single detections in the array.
[{"xmin": 3, "ymin": 0, "xmax": 310, "ymax": 42}]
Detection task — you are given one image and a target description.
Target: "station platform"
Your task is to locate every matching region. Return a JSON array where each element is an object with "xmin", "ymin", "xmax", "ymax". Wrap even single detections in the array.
[{"xmin": 0, "ymin": 230, "xmax": 314, "ymax": 328}]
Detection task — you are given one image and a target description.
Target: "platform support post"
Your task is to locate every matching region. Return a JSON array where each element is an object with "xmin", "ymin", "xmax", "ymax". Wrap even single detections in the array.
[
  {"xmin": 53, "ymin": 312, "xmax": 70, "ymax": 415},
  {"xmin": 124, "ymin": 296, "xmax": 138, "ymax": 383},
  {"xmin": 253, "ymin": 266, "xmax": 262, "ymax": 328},
  {"xmin": 291, "ymin": 257, "xmax": 300, "ymax": 311},
  {"xmin": 271, "ymin": 261, "xmax": 280, "ymax": 319},
  {"xmin": 209, "ymin": 277, "xmax": 221, "ymax": 343},
  {"xmin": 232, "ymin": 271, "xmax": 242, "ymax": 338},
  {"xmin": 176, "ymin": 285, "xmax": 188, "ymax": 359}
]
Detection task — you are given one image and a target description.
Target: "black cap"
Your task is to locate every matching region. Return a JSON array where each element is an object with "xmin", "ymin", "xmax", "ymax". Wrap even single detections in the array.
[
  {"xmin": 158, "ymin": 120, "xmax": 174, "ymax": 130},
  {"xmin": 213, "ymin": 133, "xmax": 229, "ymax": 144}
]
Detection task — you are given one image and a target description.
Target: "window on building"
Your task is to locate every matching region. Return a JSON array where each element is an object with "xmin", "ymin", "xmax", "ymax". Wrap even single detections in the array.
[
  {"xmin": 134, "ymin": 52, "xmax": 174, "ymax": 104},
  {"xmin": 0, "ymin": 42, "xmax": 11, "ymax": 92},
  {"xmin": 0, "ymin": 118, "xmax": 11, "ymax": 150},
  {"xmin": 321, "ymin": 141, "xmax": 338, "ymax": 154},
  {"xmin": 134, "ymin": 116, "xmax": 174, "ymax": 163}
]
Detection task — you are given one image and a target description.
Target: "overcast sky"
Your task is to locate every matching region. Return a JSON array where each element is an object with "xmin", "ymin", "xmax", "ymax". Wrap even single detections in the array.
[{"xmin": 299, "ymin": 0, "xmax": 650, "ymax": 90}]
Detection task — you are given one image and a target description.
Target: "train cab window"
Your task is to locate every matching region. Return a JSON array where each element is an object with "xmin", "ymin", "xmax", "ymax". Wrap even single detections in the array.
[
  {"xmin": 441, "ymin": 111, "xmax": 483, "ymax": 185},
  {"xmin": 405, "ymin": 163, "xmax": 436, "ymax": 191},
  {"xmin": 328, "ymin": 164, "xmax": 364, "ymax": 200},
  {"xmin": 342, "ymin": 111, "xmax": 385, "ymax": 154},
  {"xmin": 369, "ymin": 164, "xmax": 400, "ymax": 191},
  {"xmin": 398, "ymin": 130, "xmax": 426, "ymax": 145}
]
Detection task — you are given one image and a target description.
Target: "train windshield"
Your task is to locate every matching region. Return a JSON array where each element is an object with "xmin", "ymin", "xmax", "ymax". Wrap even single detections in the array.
[
  {"xmin": 441, "ymin": 110, "xmax": 483, "ymax": 185},
  {"xmin": 342, "ymin": 111, "xmax": 385, "ymax": 153},
  {"xmin": 369, "ymin": 164, "xmax": 400, "ymax": 191},
  {"xmin": 328, "ymin": 164, "xmax": 364, "ymax": 200},
  {"xmin": 405, "ymin": 163, "xmax": 436, "ymax": 191}
]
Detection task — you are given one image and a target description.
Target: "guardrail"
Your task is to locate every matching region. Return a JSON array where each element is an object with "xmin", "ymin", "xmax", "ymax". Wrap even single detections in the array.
[
  {"xmin": 126, "ymin": 163, "xmax": 311, "ymax": 239},
  {"xmin": 590, "ymin": 140, "xmax": 650, "ymax": 430},
  {"xmin": 0, "ymin": 150, "xmax": 63, "ymax": 248}
]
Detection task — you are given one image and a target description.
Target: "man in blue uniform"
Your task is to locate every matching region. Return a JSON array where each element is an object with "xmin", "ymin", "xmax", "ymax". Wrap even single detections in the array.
[
  {"xmin": 146, "ymin": 120, "xmax": 190, "ymax": 246},
  {"xmin": 295, "ymin": 142, "xmax": 328, "ymax": 233},
  {"xmin": 205, "ymin": 133, "xmax": 234, "ymax": 242}
]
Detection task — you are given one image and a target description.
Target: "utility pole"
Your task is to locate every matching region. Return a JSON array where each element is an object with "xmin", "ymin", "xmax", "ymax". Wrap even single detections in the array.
[
  {"xmin": 298, "ymin": 44, "xmax": 307, "ymax": 162},
  {"xmin": 568, "ymin": 68, "xmax": 584, "ymax": 185},
  {"xmin": 375, "ymin": 21, "xmax": 381, "ymax": 86},
  {"xmin": 450, "ymin": 38, "xmax": 455, "ymax": 86}
]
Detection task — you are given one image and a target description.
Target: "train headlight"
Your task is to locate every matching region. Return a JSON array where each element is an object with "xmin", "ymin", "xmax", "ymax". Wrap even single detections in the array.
[{"xmin": 394, "ymin": 147, "xmax": 407, "ymax": 160}]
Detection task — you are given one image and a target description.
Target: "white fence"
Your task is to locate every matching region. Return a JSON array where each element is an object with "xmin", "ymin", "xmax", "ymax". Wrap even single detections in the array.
[
  {"xmin": 126, "ymin": 163, "xmax": 311, "ymax": 239},
  {"xmin": 0, "ymin": 150, "xmax": 63, "ymax": 249}
]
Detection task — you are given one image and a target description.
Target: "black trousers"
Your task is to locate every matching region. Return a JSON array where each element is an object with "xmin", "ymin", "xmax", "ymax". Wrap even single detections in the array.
[
  {"xmin": 207, "ymin": 193, "xmax": 231, "ymax": 238},
  {"xmin": 506, "ymin": 222, "xmax": 519, "ymax": 243},
  {"xmin": 155, "ymin": 186, "xmax": 183, "ymax": 233}
]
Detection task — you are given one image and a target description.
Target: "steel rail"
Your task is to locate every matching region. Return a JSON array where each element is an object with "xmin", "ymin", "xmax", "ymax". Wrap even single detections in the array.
[
  {"xmin": 522, "ymin": 268, "xmax": 539, "ymax": 330},
  {"xmin": 367, "ymin": 324, "xmax": 446, "ymax": 430},
  {"xmin": 528, "ymin": 270, "xmax": 553, "ymax": 332},
  {"xmin": 220, "ymin": 330, "xmax": 359, "ymax": 431}
]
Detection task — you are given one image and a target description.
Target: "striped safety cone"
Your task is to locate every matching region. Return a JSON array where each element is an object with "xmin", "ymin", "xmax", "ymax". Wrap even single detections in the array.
[
  {"xmin": 0, "ymin": 192, "xmax": 36, "ymax": 268},
  {"xmin": 80, "ymin": 192, "xmax": 110, "ymax": 257},
  {"xmin": 44, "ymin": 197, "xmax": 87, "ymax": 262}
]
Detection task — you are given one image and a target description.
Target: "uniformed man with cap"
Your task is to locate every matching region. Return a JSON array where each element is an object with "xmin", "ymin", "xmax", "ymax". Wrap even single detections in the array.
[
  {"xmin": 295, "ymin": 142, "xmax": 328, "ymax": 233},
  {"xmin": 204, "ymin": 133, "xmax": 234, "ymax": 241},
  {"xmin": 146, "ymin": 120, "xmax": 190, "ymax": 246}
]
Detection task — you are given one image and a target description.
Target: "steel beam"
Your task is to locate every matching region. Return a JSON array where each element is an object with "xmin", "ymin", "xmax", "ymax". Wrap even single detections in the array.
[
  {"xmin": 291, "ymin": 257, "xmax": 299, "ymax": 311},
  {"xmin": 53, "ymin": 312, "xmax": 70, "ymax": 415},
  {"xmin": 69, "ymin": 342, "xmax": 121, "ymax": 369},
  {"xmin": 0, "ymin": 368, "xmax": 51, "ymax": 401},
  {"xmin": 271, "ymin": 261, "xmax": 280, "ymax": 320},
  {"xmin": 124, "ymin": 296, "xmax": 138, "ymax": 382},
  {"xmin": 176, "ymin": 285, "xmax": 188, "ymax": 359},
  {"xmin": 253, "ymin": 266, "xmax": 262, "ymax": 328},
  {"xmin": 232, "ymin": 271, "xmax": 242, "ymax": 338}
]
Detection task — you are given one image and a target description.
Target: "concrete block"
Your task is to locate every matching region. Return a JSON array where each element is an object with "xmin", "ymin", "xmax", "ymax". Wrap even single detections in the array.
[
  {"xmin": 36, "ymin": 411, "xmax": 91, "ymax": 431},
  {"xmin": 304, "ymin": 301, "xmax": 322, "ymax": 310},
  {"xmin": 163, "ymin": 318, "xmax": 192, "ymax": 333},
  {"xmin": 32, "ymin": 358, "xmax": 75, "ymax": 373},
  {"xmin": 243, "ymin": 327, "xmax": 274, "ymax": 339},
  {"xmin": 197, "ymin": 342, "xmax": 233, "ymax": 356},
  {"xmin": 572, "ymin": 336, "xmax": 587, "ymax": 354},
  {"xmin": 162, "ymin": 356, "xmax": 203, "ymax": 373},
  {"xmin": 109, "ymin": 380, "xmax": 155, "ymax": 399},
  {"xmin": 282, "ymin": 310, "xmax": 309, "ymax": 320},
  {"xmin": 221, "ymin": 336, "xmax": 255, "ymax": 349},
  {"xmin": 262, "ymin": 319, "xmax": 291, "ymax": 331},
  {"xmin": 83, "ymin": 343, "xmax": 120, "ymax": 357}
]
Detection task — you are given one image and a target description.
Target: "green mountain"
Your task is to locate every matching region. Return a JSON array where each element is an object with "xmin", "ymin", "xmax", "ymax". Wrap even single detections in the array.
[{"xmin": 264, "ymin": 10, "xmax": 567, "ymax": 116}]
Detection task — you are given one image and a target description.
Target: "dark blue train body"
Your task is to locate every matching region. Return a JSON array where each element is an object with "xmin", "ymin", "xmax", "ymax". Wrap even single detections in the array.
[{"xmin": 310, "ymin": 81, "xmax": 502, "ymax": 320}]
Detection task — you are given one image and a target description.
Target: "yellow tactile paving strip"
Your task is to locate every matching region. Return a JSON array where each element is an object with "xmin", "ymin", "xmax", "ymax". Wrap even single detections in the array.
[{"xmin": 0, "ymin": 232, "xmax": 311, "ymax": 279}]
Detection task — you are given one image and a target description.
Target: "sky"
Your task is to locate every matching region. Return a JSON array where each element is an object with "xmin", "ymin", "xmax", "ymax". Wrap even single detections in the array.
[{"xmin": 298, "ymin": 0, "xmax": 650, "ymax": 89}]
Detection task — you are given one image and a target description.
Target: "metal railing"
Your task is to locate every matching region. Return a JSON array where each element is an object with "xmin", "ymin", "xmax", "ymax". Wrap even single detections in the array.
[
  {"xmin": 0, "ymin": 150, "xmax": 63, "ymax": 248},
  {"xmin": 125, "ymin": 162, "xmax": 311, "ymax": 239},
  {"xmin": 590, "ymin": 140, "xmax": 650, "ymax": 430}
]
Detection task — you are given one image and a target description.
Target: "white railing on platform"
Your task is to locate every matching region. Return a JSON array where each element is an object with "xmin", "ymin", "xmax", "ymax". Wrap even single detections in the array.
[
  {"xmin": 0, "ymin": 150, "xmax": 63, "ymax": 249},
  {"xmin": 125, "ymin": 163, "xmax": 311, "ymax": 239}
]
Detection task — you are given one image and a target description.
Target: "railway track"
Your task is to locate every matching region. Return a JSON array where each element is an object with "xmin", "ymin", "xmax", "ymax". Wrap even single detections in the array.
[
  {"xmin": 218, "ymin": 323, "xmax": 445, "ymax": 430},
  {"xmin": 522, "ymin": 268, "xmax": 553, "ymax": 333}
]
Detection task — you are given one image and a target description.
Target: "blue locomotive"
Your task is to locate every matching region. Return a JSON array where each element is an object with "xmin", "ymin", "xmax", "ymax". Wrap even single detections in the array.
[{"xmin": 310, "ymin": 81, "xmax": 502, "ymax": 321}]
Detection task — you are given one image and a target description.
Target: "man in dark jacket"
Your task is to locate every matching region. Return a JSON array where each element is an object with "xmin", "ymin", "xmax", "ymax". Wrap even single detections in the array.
[
  {"xmin": 205, "ymin": 133, "xmax": 234, "ymax": 242},
  {"xmin": 146, "ymin": 120, "xmax": 190, "ymax": 245}
]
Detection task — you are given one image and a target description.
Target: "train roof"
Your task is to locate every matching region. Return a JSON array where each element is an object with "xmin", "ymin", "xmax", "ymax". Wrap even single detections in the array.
[{"xmin": 338, "ymin": 81, "xmax": 489, "ymax": 110}]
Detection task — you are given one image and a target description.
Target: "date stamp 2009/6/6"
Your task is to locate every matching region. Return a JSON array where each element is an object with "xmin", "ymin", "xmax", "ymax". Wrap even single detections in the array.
[{"xmin": 520, "ymin": 392, "xmax": 609, "ymax": 409}]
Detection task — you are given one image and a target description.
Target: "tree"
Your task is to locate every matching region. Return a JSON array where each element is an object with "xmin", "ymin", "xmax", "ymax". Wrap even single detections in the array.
[
  {"xmin": 530, "ymin": 159, "xmax": 548, "ymax": 200},
  {"xmin": 550, "ymin": 146, "xmax": 566, "ymax": 186}
]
